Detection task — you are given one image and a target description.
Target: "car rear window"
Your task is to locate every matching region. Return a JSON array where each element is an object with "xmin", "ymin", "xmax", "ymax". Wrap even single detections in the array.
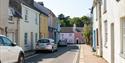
[{"xmin": 38, "ymin": 39, "xmax": 49, "ymax": 43}]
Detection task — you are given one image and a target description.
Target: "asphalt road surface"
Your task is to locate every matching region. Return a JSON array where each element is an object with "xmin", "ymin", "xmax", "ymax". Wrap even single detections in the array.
[{"xmin": 25, "ymin": 44, "xmax": 80, "ymax": 63}]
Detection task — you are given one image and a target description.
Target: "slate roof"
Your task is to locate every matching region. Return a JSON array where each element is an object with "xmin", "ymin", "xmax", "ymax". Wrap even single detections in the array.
[
  {"xmin": 61, "ymin": 27, "xmax": 74, "ymax": 33},
  {"xmin": 9, "ymin": 0, "xmax": 22, "ymax": 18},
  {"xmin": 34, "ymin": 2, "xmax": 49, "ymax": 16},
  {"xmin": 75, "ymin": 27, "xmax": 83, "ymax": 32}
]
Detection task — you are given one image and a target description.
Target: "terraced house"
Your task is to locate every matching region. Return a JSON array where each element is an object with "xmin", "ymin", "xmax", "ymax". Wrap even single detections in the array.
[
  {"xmin": 7, "ymin": 0, "xmax": 22, "ymax": 44},
  {"xmin": 20, "ymin": 0, "xmax": 40, "ymax": 51},
  {"xmin": 92, "ymin": 0, "xmax": 125, "ymax": 63},
  {"xmin": 34, "ymin": 2, "xmax": 49, "ymax": 39}
]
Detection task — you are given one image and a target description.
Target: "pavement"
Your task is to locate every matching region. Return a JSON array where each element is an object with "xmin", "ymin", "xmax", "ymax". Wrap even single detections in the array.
[{"xmin": 79, "ymin": 44, "xmax": 108, "ymax": 63}]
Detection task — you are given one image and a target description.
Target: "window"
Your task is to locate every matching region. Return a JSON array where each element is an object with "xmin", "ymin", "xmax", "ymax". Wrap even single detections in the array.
[
  {"xmin": 0, "ymin": 37, "xmax": 4, "ymax": 46},
  {"xmin": 103, "ymin": 0, "xmax": 107, "ymax": 13},
  {"xmin": 24, "ymin": 33, "xmax": 28, "ymax": 44},
  {"xmin": 35, "ymin": 33, "xmax": 37, "ymax": 42},
  {"xmin": 104, "ymin": 20, "xmax": 108, "ymax": 48},
  {"xmin": 69, "ymin": 33, "xmax": 72, "ymax": 36},
  {"xmin": 25, "ymin": 9, "xmax": 28, "ymax": 21},
  {"xmin": 2, "ymin": 37, "xmax": 12, "ymax": 46},
  {"xmin": 120, "ymin": 18, "xmax": 125, "ymax": 58},
  {"xmin": 116, "ymin": 0, "xmax": 120, "ymax": 2},
  {"xmin": 35, "ymin": 13, "xmax": 38, "ymax": 24}
]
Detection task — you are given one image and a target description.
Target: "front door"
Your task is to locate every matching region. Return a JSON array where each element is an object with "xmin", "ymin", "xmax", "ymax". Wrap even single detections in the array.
[
  {"xmin": 111, "ymin": 23, "xmax": 115, "ymax": 63},
  {"xmin": 31, "ymin": 32, "xmax": 34, "ymax": 50}
]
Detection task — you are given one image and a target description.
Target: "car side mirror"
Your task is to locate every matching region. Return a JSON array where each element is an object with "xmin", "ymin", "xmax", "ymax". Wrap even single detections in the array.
[{"xmin": 12, "ymin": 42, "xmax": 17, "ymax": 46}]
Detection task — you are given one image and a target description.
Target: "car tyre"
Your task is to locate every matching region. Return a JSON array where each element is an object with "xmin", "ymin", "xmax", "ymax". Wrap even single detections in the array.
[{"xmin": 17, "ymin": 54, "xmax": 24, "ymax": 63}]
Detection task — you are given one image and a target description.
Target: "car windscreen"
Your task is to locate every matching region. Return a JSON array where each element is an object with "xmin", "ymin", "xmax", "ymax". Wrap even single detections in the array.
[{"xmin": 38, "ymin": 39, "xmax": 49, "ymax": 43}]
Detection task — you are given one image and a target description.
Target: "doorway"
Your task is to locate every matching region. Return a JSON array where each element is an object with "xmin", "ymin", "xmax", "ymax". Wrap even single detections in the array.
[
  {"xmin": 111, "ymin": 23, "xmax": 115, "ymax": 63},
  {"xmin": 31, "ymin": 32, "xmax": 34, "ymax": 50}
]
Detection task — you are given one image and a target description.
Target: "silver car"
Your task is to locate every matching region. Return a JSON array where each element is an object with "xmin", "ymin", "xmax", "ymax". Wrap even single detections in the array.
[{"xmin": 35, "ymin": 38, "xmax": 58, "ymax": 52}]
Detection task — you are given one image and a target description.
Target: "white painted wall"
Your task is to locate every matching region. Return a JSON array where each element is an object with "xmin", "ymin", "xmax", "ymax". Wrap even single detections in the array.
[
  {"xmin": 19, "ymin": 4, "xmax": 40, "ymax": 51},
  {"xmin": 101, "ymin": 0, "xmax": 125, "ymax": 63},
  {"xmin": 60, "ymin": 33, "xmax": 75, "ymax": 44}
]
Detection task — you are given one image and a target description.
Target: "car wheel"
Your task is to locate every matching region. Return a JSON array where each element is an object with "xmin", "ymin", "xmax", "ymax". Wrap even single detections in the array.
[{"xmin": 17, "ymin": 54, "xmax": 24, "ymax": 63}]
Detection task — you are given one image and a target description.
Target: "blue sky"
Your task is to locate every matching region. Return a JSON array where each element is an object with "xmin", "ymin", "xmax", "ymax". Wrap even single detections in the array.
[{"xmin": 34, "ymin": 0, "xmax": 92, "ymax": 18}]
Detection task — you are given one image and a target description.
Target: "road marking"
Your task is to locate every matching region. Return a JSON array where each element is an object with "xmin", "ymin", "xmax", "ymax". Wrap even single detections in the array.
[{"xmin": 25, "ymin": 54, "xmax": 39, "ymax": 60}]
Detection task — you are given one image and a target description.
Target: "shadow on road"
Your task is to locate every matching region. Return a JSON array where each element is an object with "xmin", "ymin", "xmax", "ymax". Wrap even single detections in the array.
[{"xmin": 25, "ymin": 44, "xmax": 79, "ymax": 63}]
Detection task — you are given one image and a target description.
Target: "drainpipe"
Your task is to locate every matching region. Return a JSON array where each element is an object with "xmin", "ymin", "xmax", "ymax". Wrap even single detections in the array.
[
  {"xmin": 16, "ymin": 18, "xmax": 19, "ymax": 46},
  {"xmin": 98, "ymin": 0, "xmax": 103, "ymax": 57},
  {"xmin": 5, "ymin": 27, "xmax": 7, "ymax": 36}
]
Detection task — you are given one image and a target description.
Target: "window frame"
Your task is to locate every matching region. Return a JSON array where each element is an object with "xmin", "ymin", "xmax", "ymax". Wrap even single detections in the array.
[{"xmin": 24, "ymin": 9, "xmax": 28, "ymax": 22}]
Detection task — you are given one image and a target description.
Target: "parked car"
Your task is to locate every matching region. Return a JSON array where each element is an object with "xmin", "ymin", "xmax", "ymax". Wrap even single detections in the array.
[
  {"xmin": 35, "ymin": 38, "xmax": 58, "ymax": 52},
  {"xmin": 58, "ymin": 40, "xmax": 67, "ymax": 46},
  {"xmin": 0, "ymin": 35, "xmax": 24, "ymax": 63}
]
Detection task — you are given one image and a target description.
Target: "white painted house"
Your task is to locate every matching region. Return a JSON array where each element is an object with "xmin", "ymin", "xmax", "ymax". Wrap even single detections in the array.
[
  {"xmin": 101, "ymin": 0, "xmax": 125, "ymax": 63},
  {"xmin": 92, "ymin": 0, "xmax": 102, "ymax": 56},
  {"xmin": 19, "ymin": 0, "xmax": 40, "ymax": 51},
  {"xmin": 60, "ymin": 27, "xmax": 75, "ymax": 44},
  {"xmin": 92, "ymin": 0, "xmax": 125, "ymax": 63}
]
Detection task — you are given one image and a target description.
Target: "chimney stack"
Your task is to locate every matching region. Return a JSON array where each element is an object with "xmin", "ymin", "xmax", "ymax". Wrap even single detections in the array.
[{"xmin": 38, "ymin": 2, "xmax": 44, "ymax": 6}]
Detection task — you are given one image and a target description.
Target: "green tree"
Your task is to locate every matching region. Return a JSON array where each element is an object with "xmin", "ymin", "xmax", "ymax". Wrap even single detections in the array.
[
  {"xmin": 81, "ymin": 16, "xmax": 90, "ymax": 25},
  {"xmin": 83, "ymin": 24, "xmax": 91, "ymax": 45},
  {"xmin": 70, "ymin": 17, "xmax": 84, "ymax": 27}
]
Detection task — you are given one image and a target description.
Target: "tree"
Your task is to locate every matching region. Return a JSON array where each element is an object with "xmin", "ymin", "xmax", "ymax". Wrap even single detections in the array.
[
  {"xmin": 70, "ymin": 17, "xmax": 84, "ymax": 27},
  {"xmin": 81, "ymin": 16, "xmax": 90, "ymax": 25},
  {"xmin": 58, "ymin": 14, "xmax": 65, "ymax": 20},
  {"xmin": 83, "ymin": 24, "xmax": 91, "ymax": 45},
  {"xmin": 58, "ymin": 14, "xmax": 72, "ymax": 27}
]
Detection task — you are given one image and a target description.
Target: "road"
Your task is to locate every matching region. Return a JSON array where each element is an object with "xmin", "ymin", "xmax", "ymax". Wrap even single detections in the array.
[{"xmin": 25, "ymin": 44, "xmax": 80, "ymax": 63}]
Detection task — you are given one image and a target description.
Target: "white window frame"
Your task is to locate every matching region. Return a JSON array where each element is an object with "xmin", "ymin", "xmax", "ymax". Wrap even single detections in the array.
[
  {"xmin": 120, "ymin": 17, "xmax": 125, "ymax": 58},
  {"xmin": 25, "ymin": 9, "xmax": 28, "ymax": 22}
]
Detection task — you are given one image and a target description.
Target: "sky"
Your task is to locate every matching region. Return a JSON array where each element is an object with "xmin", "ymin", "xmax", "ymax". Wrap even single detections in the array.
[{"xmin": 34, "ymin": 0, "xmax": 93, "ymax": 18}]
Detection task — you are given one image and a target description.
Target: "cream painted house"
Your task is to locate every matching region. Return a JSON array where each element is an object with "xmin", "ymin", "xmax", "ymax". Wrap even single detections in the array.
[
  {"xmin": 92, "ymin": 0, "xmax": 125, "ymax": 63},
  {"xmin": 0, "ymin": 0, "xmax": 9, "ymax": 34},
  {"xmin": 19, "ymin": 0, "xmax": 40, "ymax": 51},
  {"xmin": 7, "ymin": 0, "xmax": 22, "ymax": 45}
]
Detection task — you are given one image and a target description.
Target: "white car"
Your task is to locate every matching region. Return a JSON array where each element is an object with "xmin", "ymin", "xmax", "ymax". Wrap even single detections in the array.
[
  {"xmin": 0, "ymin": 35, "xmax": 24, "ymax": 63},
  {"xmin": 35, "ymin": 38, "xmax": 58, "ymax": 52}
]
